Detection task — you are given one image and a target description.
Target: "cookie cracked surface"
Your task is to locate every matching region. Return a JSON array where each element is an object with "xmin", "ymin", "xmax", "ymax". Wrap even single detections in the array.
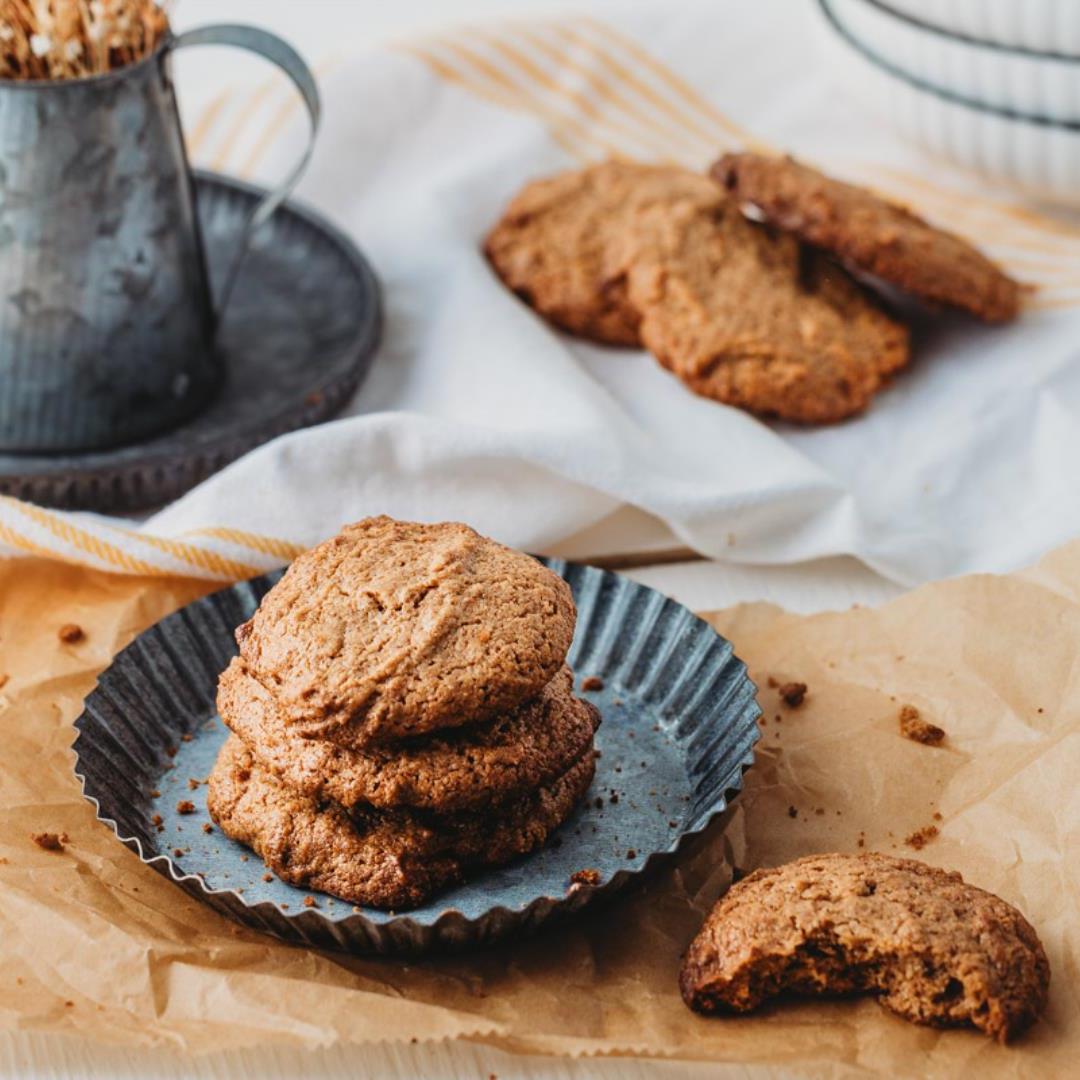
[
  {"xmin": 625, "ymin": 199, "xmax": 910, "ymax": 423},
  {"xmin": 233, "ymin": 517, "xmax": 576, "ymax": 748},
  {"xmin": 680, "ymin": 852, "xmax": 1049, "ymax": 1042},
  {"xmin": 484, "ymin": 160, "xmax": 723, "ymax": 345},
  {"xmin": 712, "ymin": 153, "xmax": 1021, "ymax": 323},
  {"xmin": 207, "ymin": 735, "xmax": 595, "ymax": 910},
  {"xmin": 218, "ymin": 663, "xmax": 600, "ymax": 813}
]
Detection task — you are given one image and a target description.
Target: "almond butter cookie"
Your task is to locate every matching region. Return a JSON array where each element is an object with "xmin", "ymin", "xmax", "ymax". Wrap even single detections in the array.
[
  {"xmin": 207, "ymin": 735, "xmax": 595, "ymax": 910},
  {"xmin": 625, "ymin": 199, "xmax": 910, "ymax": 423},
  {"xmin": 680, "ymin": 852, "xmax": 1049, "ymax": 1042},
  {"xmin": 233, "ymin": 517, "xmax": 576, "ymax": 748},
  {"xmin": 484, "ymin": 161, "xmax": 723, "ymax": 345},
  {"xmin": 712, "ymin": 153, "xmax": 1021, "ymax": 323},
  {"xmin": 218, "ymin": 664, "xmax": 600, "ymax": 813}
]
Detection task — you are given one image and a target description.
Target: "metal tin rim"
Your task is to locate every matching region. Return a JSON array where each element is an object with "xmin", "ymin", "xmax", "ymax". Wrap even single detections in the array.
[{"xmin": 72, "ymin": 558, "xmax": 761, "ymax": 953}]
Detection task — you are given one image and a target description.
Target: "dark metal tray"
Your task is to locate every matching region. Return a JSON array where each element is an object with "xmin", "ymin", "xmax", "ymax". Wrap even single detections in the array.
[{"xmin": 0, "ymin": 170, "xmax": 381, "ymax": 512}]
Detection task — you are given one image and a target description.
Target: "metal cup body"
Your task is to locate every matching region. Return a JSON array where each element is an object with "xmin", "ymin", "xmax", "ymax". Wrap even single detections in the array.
[{"xmin": 0, "ymin": 44, "xmax": 220, "ymax": 452}]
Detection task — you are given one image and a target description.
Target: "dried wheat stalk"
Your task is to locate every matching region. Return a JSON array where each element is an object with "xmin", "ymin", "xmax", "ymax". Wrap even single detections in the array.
[{"xmin": 0, "ymin": 0, "xmax": 171, "ymax": 81}]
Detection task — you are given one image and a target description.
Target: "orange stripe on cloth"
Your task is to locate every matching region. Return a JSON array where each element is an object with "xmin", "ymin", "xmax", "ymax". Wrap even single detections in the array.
[
  {"xmin": 187, "ymin": 527, "xmax": 305, "ymax": 562},
  {"xmin": 1, "ymin": 498, "xmax": 159, "ymax": 575},
  {"xmin": 575, "ymin": 18, "xmax": 772, "ymax": 153},
  {"xmin": 512, "ymin": 24, "xmax": 709, "ymax": 159},
  {"xmin": 398, "ymin": 42, "xmax": 594, "ymax": 161},
  {"xmin": 467, "ymin": 27, "xmax": 679, "ymax": 162}
]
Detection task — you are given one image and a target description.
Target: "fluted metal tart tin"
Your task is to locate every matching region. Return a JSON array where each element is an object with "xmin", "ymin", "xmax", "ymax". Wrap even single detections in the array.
[
  {"xmin": 73, "ymin": 558, "xmax": 760, "ymax": 955},
  {"xmin": 0, "ymin": 170, "xmax": 381, "ymax": 512}
]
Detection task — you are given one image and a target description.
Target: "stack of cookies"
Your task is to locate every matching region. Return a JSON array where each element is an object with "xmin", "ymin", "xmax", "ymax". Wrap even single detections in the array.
[
  {"xmin": 485, "ymin": 154, "xmax": 1021, "ymax": 424},
  {"xmin": 207, "ymin": 516, "xmax": 599, "ymax": 911}
]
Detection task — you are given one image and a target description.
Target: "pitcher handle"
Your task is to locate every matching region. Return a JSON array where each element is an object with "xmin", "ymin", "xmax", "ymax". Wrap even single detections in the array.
[{"xmin": 171, "ymin": 25, "xmax": 321, "ymax": 326}]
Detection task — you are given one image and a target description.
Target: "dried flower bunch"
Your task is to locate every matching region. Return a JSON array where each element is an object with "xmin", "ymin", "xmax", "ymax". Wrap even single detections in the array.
[{"xmin": 0, "ymin": 0, "xmax": 170, "ymax": 81}]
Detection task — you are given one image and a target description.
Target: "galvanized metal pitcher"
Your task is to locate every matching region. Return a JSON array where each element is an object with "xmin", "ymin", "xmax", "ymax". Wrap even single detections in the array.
[{"xmin": 0, "ymin": 25, "xmax": 320, "ymax": 453}]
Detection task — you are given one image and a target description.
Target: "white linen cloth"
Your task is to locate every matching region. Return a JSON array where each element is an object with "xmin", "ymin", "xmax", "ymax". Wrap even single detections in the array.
[{"xmin": 3, "ymin": 0, "xmax": 1079, "ymax": 583}]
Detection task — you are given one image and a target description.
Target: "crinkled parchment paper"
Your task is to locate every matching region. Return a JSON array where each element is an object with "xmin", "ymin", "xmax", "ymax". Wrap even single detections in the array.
[{"xmin": 0, "ymin": 550, "xmax": 1076, "ymax": 1075}]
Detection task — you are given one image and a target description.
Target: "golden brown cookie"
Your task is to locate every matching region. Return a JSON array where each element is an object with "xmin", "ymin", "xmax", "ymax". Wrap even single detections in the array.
[
  {"xmin": 679, "ymin": 852, "xmax": 1050, "ymax": 1043},
  {"xmin": 233, "ymin": 517, "xmax": 576, "ymax": 748},
  {"xmin": 218, "ymin": 664, "xmax": 600, "ymax": 813},
  {"xmin": 712, "ymin": 153, "xmax": 1021, "ymax": 323},
  {"xmin": 624, "ymin": 199, "xmax": 910, "ymax": 423},
  {"xmin": 484, "ymin": 161, "xmax": 723, "ymax": 345},
  {"xmin": 206, "ymin": 735, "xmax": 595, "ymax": 910}
]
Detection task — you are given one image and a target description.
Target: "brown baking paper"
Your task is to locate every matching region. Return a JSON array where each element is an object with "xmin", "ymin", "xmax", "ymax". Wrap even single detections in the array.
[{"xmin": 0, "ymin": 550, "xmax": 1077, "ymax": 1075}]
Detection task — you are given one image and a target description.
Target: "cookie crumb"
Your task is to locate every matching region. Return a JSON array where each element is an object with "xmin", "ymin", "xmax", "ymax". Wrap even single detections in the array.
[
  {"xmin": 767, "ymin": 676, "xmax": 779, "ymax": 688},
  {"xmin": 202, "ymin": 823, "xmax": 213, "ymax": 834},
  {"xmin": 150, "ymin": 789, "xmax": 160, "ymax": 798},
  {"xmin": 187, "ymin": 778, "xmax": 200, "ymax": 790},
  {"xmin": 262, "ymin": 873, "xmax": 273, "ymax": 883},
  {"xmin": 932, "ymin": 811, "xmax": 943, "ymax": 821},
  {"xmin": 31, "ymin": 831, "xmax": 67, "ymax": 851},
  {"xmin": 594, "ymin": 796, "xmax": 604, "ymax": 810},
  {"xmin": 899, "ymin": 705, "xmax": 945, "ymax": 746},
  {"xmin": 570, "ymin": 868, "xmax": 601, "ymax": 887},
  {"xmin": 303, "ymin": 896, "xmax": 317, "ymax": 908},
  {"xmin": 626, "ymin": 848, "xmax": 637, "ymax": 859},
  {"xmin": 778, "ymin": 681, "xmax": 807, "ymax": 707},
  {"xmin": 181, "ymin": 734, "xmax": 193, "ymax": 743},
  {"xmin": 172, "ymin": 848, "xmax": 184, "ymax": 858},
  {"xmin": 581, "ymin": 675, "xmax": 604, "ymax": 692},
  {"xmin": 904, "ymin": 824, "xmax": 940, "ymax": 850},
  {"xmin": 176, "ymin": 800, "xmax": 195, "ymax": 815},
  {"xmin": 57, "ymin": 623, "xmax": 84, "ymax": 644},
  {"xmin": 151, "ymin": 813, "xmax": 163, "ymax": 827}
]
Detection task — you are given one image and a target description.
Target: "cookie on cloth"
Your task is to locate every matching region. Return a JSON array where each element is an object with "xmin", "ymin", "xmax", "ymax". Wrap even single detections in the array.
[
  {"xmin": 233, "ymin": 517, "xmax": 576, "ymax": 748},
  {"xmin": 625, "ymin": 199, "xmax": 910, "ymax": 423},
  {"xmin": 712, "ymin": 153, "xmax": 1021, "ymax": 323},
  {"xmin": 679, "ymin": 852, "xmax": 1049, "ymax": 1043},
  {"xmin": 484, "ymin": 160, "xmax": 723, "ymax": 345},
  {"xmin": 218, "ymin": 663, "xmax": 600, "ymax": 813},
  {"xmin": 206, "ymin": 735, "xmax": 596, "ymax": 910}
]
